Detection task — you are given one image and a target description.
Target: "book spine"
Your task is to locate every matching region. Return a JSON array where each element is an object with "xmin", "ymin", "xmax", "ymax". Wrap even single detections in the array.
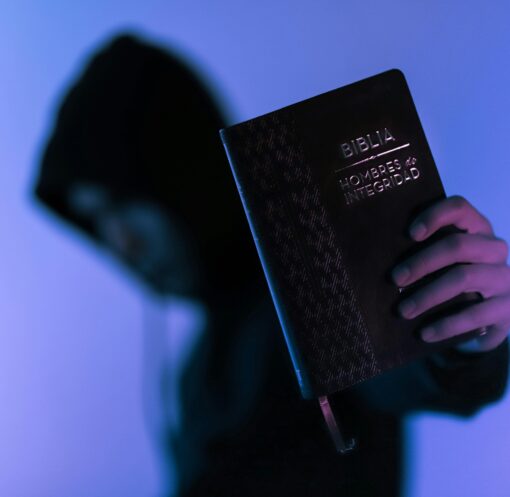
[{"xmin": 220, "ymin": 127, "xmax": 313, "ymax": 398}]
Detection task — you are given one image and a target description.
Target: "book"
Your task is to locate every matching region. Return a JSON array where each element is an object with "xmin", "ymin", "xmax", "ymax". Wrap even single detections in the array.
[{"xmin": 219, "ymin": 69, "xmax": 481, "ymax": 401}]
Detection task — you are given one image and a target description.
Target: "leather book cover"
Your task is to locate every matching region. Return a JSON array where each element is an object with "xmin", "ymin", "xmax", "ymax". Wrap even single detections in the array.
[{"xmin": 219, "ymin": 69, "xmax": 480, "ymax": 399}]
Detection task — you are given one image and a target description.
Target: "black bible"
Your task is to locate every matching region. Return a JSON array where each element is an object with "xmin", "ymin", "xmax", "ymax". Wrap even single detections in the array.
[{"xmin": 219, "ymin": 69, "xmax": 481, "ymax": 450}]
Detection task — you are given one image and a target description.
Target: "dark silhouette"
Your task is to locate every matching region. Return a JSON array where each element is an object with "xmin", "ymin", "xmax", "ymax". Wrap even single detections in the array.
[{"xmin": 33, "ymin": 33, "xmax": 509, "ymax": 497}]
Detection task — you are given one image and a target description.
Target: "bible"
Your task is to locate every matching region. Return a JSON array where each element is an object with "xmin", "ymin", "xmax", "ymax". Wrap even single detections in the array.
[{"xmin": 219, "ymin": 69, "xmax": 482, "ymax": 451}]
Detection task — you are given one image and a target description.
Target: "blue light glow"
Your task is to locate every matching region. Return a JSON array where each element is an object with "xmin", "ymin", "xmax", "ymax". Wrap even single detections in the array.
[{"xmin": 1, "ymin": 2, "xmax": 509, "ymax": 496}]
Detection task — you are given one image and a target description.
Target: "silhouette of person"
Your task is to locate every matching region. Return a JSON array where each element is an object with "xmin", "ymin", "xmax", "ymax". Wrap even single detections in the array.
[{"xmin": 33, "ymin": 33, "xmax": 509, "ymax": 497}]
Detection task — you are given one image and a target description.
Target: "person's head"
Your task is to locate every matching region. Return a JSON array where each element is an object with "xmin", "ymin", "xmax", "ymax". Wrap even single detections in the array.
[{"xmin": 34, "ymin": 33, "xmax": 261, "ymax": 299}]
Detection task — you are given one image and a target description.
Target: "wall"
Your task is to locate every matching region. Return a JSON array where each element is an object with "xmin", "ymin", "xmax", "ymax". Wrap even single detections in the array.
[{"xmin": 1, "ymin": 2, "xmax": 509, "ymax": 496}]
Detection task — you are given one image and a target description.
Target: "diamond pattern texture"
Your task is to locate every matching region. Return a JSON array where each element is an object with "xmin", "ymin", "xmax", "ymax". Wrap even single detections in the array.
[{"xmin": 224, "ymin": 111, "xmax": 381, "ymax": 397}]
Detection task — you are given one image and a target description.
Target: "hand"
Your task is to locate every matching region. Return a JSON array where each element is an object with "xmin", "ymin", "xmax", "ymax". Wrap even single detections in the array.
[{"xmin": 391, "ymin": 195, "xmax": 510, "ymax": 353}]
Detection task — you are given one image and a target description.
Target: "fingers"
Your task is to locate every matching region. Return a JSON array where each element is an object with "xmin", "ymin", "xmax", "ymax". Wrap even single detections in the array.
[
  {"xmin": 395, "ymin": 195, "xmax": 510, "ymax": 353},
  {"xmin": 408, "ymin": 195, "xmax": 494, "ymax": 241},
  {"xmin": 419, "ymin": 294, "xmax": 510, "ymax": 352},
  {"xmin": 397, "ymin": 264, "xmax": 510, "ymax": 319},
  {"xmin": 392, "ymin": 233, "xmax": 509, "ymax": 287}
]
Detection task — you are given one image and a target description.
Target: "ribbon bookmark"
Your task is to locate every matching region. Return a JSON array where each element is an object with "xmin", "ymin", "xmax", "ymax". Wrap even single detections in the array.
[{"xmin": 318, "ymin": 396, "xmax": 356, "ymax": 454}]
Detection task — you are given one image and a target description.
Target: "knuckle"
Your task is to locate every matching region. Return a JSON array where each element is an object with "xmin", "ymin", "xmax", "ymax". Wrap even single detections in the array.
[
  {"xmin": 435, "ymin": 317, "xmax": 452, "ymax": 335},
  {"xmin": 411, "ymin": 290, "xmax": 427, "ymax": 309},
  {"xmin": 452, "ymin": 265, "xmax": 470, "ymax": 287},
  {"xmin": 479, "ymin": 213, "xmax": 494, "ymax": 233},
  {"xmin": 413, "ymin": 254, "xmax": 431, "ymax": 277},
  {"xmin": 496, "ymin": 238, "xmax": 509, "ymax": 260},
  {"xmin": 463, "ymin": 302, "xmax": 483, "ymax": 326},
  {"xmin": 446, "ymin": 233, "xmax": 464, "ymax": 252},
  {"xmin": 450, "ymin": 195, "xmax": 469, "ymax": 211}
]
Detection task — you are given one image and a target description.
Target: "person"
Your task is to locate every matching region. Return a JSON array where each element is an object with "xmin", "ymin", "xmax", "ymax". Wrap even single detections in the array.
[{"xmin": 33, "ymin": 33, "xmax": 510, "ymax": 497}]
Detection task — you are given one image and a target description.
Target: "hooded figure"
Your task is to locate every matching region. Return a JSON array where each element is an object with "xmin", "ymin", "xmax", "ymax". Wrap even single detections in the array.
[
  {"xmin": 33, "ymin": 33, "xmax": 509, "ymax": 497},
  {"xmin": 34, "ymin": 33, "xmax": 259, "ymax": 300}
]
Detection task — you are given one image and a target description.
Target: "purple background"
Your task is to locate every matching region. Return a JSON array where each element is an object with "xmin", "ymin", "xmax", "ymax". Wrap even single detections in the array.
[{"xmin": 1, "ymin": 2, "xmax": 509, "ymax": 496}]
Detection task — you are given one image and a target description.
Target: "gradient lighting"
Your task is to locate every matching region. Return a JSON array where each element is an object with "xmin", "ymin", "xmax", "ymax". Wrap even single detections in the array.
[{"xmin": 1, "ymin": 2, "xmax": 509, "ymax": 496}]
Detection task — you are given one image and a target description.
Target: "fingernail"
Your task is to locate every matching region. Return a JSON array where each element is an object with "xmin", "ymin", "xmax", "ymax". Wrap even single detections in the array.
[
  {"xmin": 391, "ymin": 265, "xmax": 410, "ymax": 286},
  {"xmin": 420, "ymin": 327, "xmax": 436, "ymax": 342},
  {"xmin": 398, "ymin": 299, "xmax": 416, "ymax": 318},
  {"xmin": 409, "ymin": 222, "xmax": 427, "ymax": 241}
]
